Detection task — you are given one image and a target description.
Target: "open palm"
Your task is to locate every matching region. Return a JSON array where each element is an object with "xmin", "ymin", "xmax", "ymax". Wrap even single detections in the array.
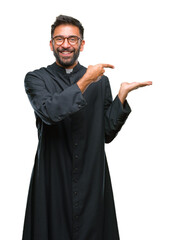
[
  {"xmin": 121, "ymin": 81, "xmax": 152, "ymax": 92},
  {"xmin": 118, "ymin": 81, "xmax": 152, "ymax": 103}
]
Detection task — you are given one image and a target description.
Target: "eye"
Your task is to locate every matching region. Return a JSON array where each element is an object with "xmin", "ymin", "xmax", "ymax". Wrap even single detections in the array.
[
  {"xmin": 55, "ymin": 37, "xmax": 63, "ymax": 42},
  {"xmin": 69, "ymin": 37, "xmax": 77, "ymax": 43}
]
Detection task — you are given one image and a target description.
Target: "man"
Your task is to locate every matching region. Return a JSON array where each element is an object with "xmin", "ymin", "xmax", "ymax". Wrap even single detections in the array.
[{"xmin": 22, "ymin": 15, "xmax": 152, "ymax": 240}]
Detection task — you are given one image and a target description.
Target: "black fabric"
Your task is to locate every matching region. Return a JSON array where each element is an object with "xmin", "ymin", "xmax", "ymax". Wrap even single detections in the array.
[{"xmin": 22, "ymin": 62, "xmax": 131, "ymax": 240}]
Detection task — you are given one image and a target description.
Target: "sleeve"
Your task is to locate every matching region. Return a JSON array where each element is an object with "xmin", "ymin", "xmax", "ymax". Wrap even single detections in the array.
[
  {"xmin": 104, "ymin": 77, "xmax": 131, "ymax": 143},
  {"xmin": 24, "ymin": 72, "xmax": 87, "ymax": 125}
]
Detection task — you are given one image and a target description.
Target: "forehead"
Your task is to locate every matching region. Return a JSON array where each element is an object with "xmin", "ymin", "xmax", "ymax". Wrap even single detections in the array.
[{"xmin": 53, "ymin": 24, "xmax": 80, "ymax": 37}]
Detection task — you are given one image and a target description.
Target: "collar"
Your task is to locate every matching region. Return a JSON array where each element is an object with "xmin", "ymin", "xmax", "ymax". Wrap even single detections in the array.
[{"xmin": 51, "ymin": 61, "xmax": 82, "ymax": 74}]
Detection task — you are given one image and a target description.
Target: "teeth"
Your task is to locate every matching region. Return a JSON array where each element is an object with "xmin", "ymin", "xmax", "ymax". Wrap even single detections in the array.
[{"xmin": 62, "ymin": 52, "xmax": 71, "ymax": 54}]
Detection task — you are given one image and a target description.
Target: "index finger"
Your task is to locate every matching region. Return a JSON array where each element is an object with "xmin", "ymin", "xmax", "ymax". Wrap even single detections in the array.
[{"xmin": 101, "ymin": 64, "xmax": 115, "ymax": 69}]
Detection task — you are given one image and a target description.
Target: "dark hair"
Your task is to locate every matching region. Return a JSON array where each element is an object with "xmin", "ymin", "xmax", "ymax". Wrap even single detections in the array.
[{"xmin": 51, "ymin": 15, "xmax": 84, "ymax": 39}]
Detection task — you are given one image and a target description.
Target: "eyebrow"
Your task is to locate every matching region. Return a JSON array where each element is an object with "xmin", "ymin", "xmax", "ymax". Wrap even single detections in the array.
[{"xmin": 53, "ymin": 35, "xmax": 79, "ymax": 38}]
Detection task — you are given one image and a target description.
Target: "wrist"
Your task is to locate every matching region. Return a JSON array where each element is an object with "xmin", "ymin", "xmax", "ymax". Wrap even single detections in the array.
[
  {"xmin": 118, "ymin": 89, "xmax": 128, "ymax": 104},
  {"xmin": 77, "ymin": 75, "xmax": 92, "ymax": 93}
]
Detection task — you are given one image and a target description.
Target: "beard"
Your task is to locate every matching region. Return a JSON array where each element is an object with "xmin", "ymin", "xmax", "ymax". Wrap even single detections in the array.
[{"xmin": 53, "ymin": 45, "xmax": 81, "ymax": 68}]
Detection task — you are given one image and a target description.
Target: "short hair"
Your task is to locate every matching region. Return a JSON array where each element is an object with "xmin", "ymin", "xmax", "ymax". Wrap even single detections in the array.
[{"xmin": 51, "ymin": 15, "xmax": 84, "ymax": 39}]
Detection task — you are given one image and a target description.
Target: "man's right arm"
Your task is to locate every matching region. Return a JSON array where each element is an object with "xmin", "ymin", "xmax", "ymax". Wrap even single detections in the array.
[
  {"xmin": 24, "ymin": 72, "xmax": 87, "ymax": 125},
  {"xmin": 24, "ymin": 64, "xmax": 114, "ymax": 125}
]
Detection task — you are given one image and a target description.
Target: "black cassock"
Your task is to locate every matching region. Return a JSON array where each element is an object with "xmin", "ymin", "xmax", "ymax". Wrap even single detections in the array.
[{"xmin": 22, "ymin": 62, "xmax": 131, "ymax": 240}]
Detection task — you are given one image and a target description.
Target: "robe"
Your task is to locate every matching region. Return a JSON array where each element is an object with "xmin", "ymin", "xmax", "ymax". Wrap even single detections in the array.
[{"xmin": 22, "ymin": 62, "xmax": 131, "ymax": 240}]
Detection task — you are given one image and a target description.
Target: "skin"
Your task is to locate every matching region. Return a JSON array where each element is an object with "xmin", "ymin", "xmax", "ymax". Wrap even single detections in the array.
[
  {"xmin": 50, "ymin": 24, "xmax": 152, "ymax": 104},
  {"xmin": 50, "ymin": 25, "xmax": 85, "ymax": 69}
]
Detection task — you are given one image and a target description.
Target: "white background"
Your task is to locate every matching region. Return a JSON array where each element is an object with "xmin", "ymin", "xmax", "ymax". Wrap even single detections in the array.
[{"xmin": 0, "ymin": 0, "xmax": 174, "ymax": 239}]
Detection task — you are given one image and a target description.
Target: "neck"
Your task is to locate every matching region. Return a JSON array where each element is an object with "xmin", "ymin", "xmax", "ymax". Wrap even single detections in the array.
[{"xmin": 56, "ymin": 60, "xmax": 78, "ymax": 69}]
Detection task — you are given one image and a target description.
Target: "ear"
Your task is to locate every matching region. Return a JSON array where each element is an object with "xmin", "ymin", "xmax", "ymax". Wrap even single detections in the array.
[
  {"xmin": 80, "ymin": 40, "xmax": 85, "ymax": 52},
  {"xmin": 50, "ymin": 40, "xmax": 53, "ymax": 51}
]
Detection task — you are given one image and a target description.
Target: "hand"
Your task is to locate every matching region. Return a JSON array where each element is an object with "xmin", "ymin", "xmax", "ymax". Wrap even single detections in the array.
[
  {"xmin": 118, "ymin": 81, "xmax": 152, "ymax": 104},
  {"xmin": 77, "ymin": 63, "xmax": 114, "ymax": 93},
  {"xmin": 84, "ymin": 64, "xmax": 114, "ymax": 82}
]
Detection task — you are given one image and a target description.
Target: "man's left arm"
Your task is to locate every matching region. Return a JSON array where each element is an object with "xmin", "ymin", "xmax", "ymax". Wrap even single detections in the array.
[
  {"xmin": 104, "ymin": 78, "xmax": 132, "ymax": 143},
  {"xmin": 77, "ymin": 63, "xmax": 152, "ymax": 143},
  {"xmin": 104, "ymin": 78, "xmax": 152, "ymax": 143}
]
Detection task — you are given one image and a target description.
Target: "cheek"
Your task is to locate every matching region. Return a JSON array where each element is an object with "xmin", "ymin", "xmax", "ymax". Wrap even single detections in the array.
[
  {"xmin": 80, "ymin": 45, "xmax": 83, "ymax": 51},
  {"xmin": 52, "ymin": 45, "xmax": 59, "ymax": 53}
]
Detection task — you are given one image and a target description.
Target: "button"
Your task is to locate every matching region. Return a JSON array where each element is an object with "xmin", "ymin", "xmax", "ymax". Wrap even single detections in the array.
[
  {"xmin": 73, "ymin": 215, "xmax": 79, "ymax": 221},
  {"xmin": 74, "ymin": 202, "xmax": 79, "ymax": 207},
  {"xmin": 74, "ymin": 142, "xmax": 78, "ymax": 147},
  {"xmin": 73, "ymin": 191, "xmax": 78, "ymax": 196},
  {"xmin": 73, "ymin": 226, "xmax": 79, "ymax": 232},
  {"xmin": 73, "ymin": 178, "xmax": 78, "ymax": 183},
  {"xmin": 75, "ymin": 155, "xmax": 78, "ymax": 159},
  {"xmin": 73, "ymin": 167, "xmax": 78, "ymax": 172}
]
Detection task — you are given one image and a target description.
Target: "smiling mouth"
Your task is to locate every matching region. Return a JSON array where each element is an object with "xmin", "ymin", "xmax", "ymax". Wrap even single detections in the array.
[{"xmin": 59, "ymin": 51, "xmax": 73, "ymax": 56}]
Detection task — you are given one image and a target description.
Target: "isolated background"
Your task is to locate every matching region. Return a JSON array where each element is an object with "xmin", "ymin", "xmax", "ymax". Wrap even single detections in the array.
[{"xmin": 0, "ymin": 0, "xmax": 174, "ymax": 239}]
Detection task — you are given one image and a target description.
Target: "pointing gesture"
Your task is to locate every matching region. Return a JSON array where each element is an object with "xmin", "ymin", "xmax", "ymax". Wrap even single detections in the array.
[
  {"xmin": 85, "ymin": 64, "xmax": 115, "ymax": 82},
  {"xmin": 77, "ymin": 63, "xmax": 152, "ymax": 98},
  {"xmin": 77, "ymin": 63, "xmax": 114, "ymax": 93}
]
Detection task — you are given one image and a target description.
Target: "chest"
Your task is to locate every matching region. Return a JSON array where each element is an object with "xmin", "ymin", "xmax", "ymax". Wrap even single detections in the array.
[{"xmin": 44, "ymin": 71, "xmax": 105, "ymax": 109}]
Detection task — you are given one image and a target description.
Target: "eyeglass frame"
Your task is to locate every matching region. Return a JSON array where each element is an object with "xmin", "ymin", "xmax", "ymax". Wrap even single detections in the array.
[{"xmin": 52, "ymin": 35, "xmax": 82, "ymax": 46}]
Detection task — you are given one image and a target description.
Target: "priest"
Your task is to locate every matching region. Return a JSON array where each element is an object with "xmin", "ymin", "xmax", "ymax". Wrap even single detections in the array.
[{"xmin": 22, "ymin": 15, "xmax": 152, "ymax": 240}]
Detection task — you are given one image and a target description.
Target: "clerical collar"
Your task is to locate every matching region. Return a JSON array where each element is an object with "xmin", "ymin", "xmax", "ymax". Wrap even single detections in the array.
[{"xmin": 66, "ymin": 68, "xmax": 73, "ymax": 74}]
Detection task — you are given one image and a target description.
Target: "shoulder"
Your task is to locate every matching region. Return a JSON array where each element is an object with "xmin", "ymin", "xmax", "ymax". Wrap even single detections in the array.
[
  {"xmin": 25, "ymin": 63, "xmax": 54, "ymax": 78},
  {"xmin": 24, "ymin": 63, "xmax": 57, "ymax": 87}
]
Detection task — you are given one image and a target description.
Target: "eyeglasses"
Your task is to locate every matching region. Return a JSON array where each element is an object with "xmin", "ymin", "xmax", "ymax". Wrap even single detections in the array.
[{"xmin": 52, "ymin": 35, "xmax": 82, "ymax": 46}]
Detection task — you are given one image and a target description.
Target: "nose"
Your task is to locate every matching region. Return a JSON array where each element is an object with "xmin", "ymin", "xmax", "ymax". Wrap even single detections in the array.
[{"xmin": 61, "ymin": 38, "xmax": 71, "ymax": 48}]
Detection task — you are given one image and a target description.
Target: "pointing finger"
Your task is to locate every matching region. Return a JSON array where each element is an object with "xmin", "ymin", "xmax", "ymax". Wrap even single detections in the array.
[{"xmin": 101, "ymin": 64, "xmax": 115, "ymax": 69}]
